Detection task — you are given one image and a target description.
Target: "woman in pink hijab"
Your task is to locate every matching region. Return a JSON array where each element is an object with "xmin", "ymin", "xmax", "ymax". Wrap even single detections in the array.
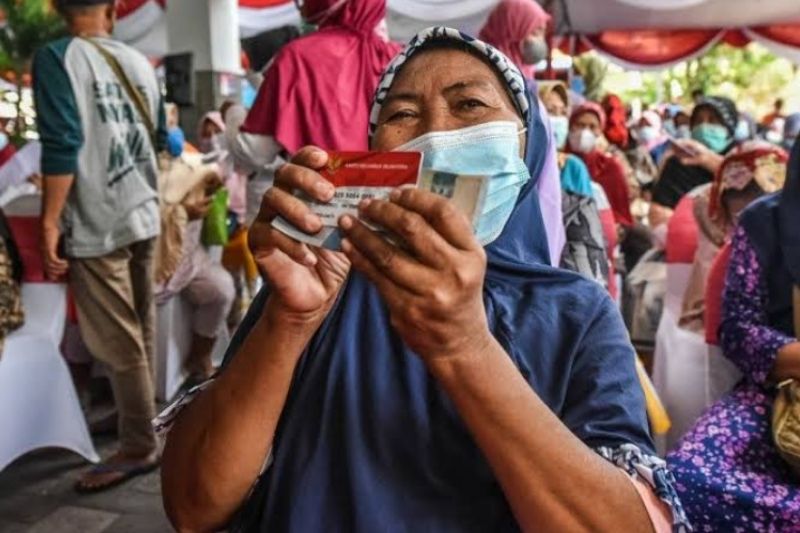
[
  {"xmin": 479, "ymin": 0, "xmax": 565, "ymax": 265},
  {"xmin": 479, "ymin": 0, "xmax": 551, "ymax": 80},
  {"xmin": 230, "ymin": 0, "xmax": 401, "ymax": 170}
]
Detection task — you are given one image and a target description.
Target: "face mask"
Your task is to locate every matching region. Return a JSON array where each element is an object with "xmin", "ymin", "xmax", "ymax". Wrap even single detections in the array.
[
  {"xmin": 395, "ymin": 121, "xmax": 530, "ymax": 246},
  {"xmin": 692, "ymin": 123, "xmax": 730, "ymax": 153},
  {"xmin": 0, "ymin": 133, "xmax": 8, "ymax": 152},
  {"xmin": 663, "ymin": 119, "xmax": 676, "ymax": 137},
  {"xmin": 650, "ymin": 223, "xmax": 668, "ymax": 249},
  {"xmin": 638, "ymin": 126, "xmax": 659, "ymax": 144},
  {"xmin": 549, "ymin": 115, "xmax": 569, "ymax": 150},
  {"xmin": 568, "ymin": 128, "xmax": 597, "ymax": 154},
  {"xmin": 166, "ymin": 127, "xmax": 185, "ymax": 158},
  {"xmin": 520, "ymin": 37, "xmax": 548, "ymax": 65},
  {"xmin": 675, "ymin": 125, "xmax": 692, "ymax": 139}
]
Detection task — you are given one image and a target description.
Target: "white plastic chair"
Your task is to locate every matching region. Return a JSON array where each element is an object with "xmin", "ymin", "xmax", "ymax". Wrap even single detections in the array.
[
  {"xmin": 155, "ymin": 295, "xmax": 230, "ymax": 402},
  {"xmin": 652, "ymin": 264, "xmax": 713, "ymax": 453},
  {"xmin": 0, "ymin": 194, "xmax": 98, "ymax": 470}
]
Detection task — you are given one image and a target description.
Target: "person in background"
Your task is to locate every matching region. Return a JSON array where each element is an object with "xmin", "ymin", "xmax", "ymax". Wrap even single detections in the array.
[
  {"xmin": 673, "ymin": 110, "xmax": 692, "ymax": 140},
  {"xmin": 540, "ymin": 82, "xmax": 609, "ymax": 290},
  {"xmin": 159, "ymin": 28, "xmax": 688, "ymax": 532},
  {"xmin": 680, "ymin": 142, "xmax": 788, "ymax": 334},
  {"xmin": 782, "ymin": 112, "xmax": 800, "ymax": 152},
  {"xmin": 735, "ymin": 112, "xmax": 757, "ymax": 144},
  {"xmin": 601, "ymin": 94, "xmax": 629, "ymax": 150},
  {"xmin": 475, "ymin": 0, "xmax": 566, "ymax": 265},
  {"xmin": 33, "ymin": 0, "xmax": 165, "ymax": 492},
  {"xmin": 637, "ymin": 110, "xmax": 670, "ymax": 166},
  {"xmin": 197, "ymin": 111, "xmax": 226, "ymax": 155},
  {"xmin": 667, "ymin": 139, "xmax": 799, "ymax": 531},
  {"xmin": 761, "ymin": 97, "xmax": 786, "ymax": 128},
  {"xmin": 568, "ymin": 102, "xmax": 633, "ymax": 227},
  {"xmin": 155, "ymin": 149, "xmax": 234, "ymax": 386},
  {"xmin": 651, "ymin": 96, "xmax": 739, "ymax": 217},
  {"xmin": 478, "ymin": 0, "xmax": 550, "ymax": 80}
]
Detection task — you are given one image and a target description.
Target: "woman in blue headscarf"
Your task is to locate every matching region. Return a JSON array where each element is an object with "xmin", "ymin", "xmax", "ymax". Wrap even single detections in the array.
[
  {"xmin": 158, "ymin": 28, "xmax": 688, "ymax": 532},
  {"xmin": 667, "ymin": 138, "xmax": 800, "ymax": 530}
]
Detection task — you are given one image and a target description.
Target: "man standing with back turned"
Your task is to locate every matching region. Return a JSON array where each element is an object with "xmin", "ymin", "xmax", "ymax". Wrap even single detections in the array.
[{"xmin": 33, "ymin": 0, "xmax": 165, "ymax": 492}]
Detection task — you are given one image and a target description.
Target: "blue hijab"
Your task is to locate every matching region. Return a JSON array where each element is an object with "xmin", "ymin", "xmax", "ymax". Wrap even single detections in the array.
[
  {"xmin": 228, "ymin": 28, "xmax": 653, "ymax": 532},
  {"xmin": 740, "ymin": 134, "xmax": 800, "ymax": 336}
]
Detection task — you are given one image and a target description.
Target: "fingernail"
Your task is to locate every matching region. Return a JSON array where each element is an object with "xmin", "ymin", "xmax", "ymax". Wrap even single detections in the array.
[
  {"xmin": 390, "ymin": 189, "xmax": 401, "ymax": 201},
  {"xmin": 339, "ymin": 215, "xmax": 353, "ymax": 230},
  {"xmin": 315, "ymin": 181, "xmax": 334, "ymax": 198},
  {"xmin": 310, "ymin": 148, "xmax": 328, "ymax": 164},
  {"xmin": 303, "ymin": 252, "xmax": 317, "ymax": 267},
  {"xmin": 304, "ymin": 213, "xmax": 321, "ymax": 229},
  {"xmin": 359, "ymin": 198, "xmax": 372, "ymax": 210},
  {"xmin": 341, "ymin": 238, "xmax": 352, "ymax": 253}
]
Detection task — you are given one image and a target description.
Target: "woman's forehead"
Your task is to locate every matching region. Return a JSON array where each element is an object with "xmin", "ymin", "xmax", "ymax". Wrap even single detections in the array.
[{"xmin": 388, "ymin": 48, "xmax": 511, "ymax": 99}]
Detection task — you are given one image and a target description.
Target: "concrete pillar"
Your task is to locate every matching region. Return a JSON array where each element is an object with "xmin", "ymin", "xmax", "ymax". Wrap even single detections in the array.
[{"xmin": 165, "ymin": 0, "xmax": 242, "ymax": 140}]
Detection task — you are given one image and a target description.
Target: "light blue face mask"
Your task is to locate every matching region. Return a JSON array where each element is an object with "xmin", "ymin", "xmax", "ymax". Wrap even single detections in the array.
[
  {"xmin": 692, "ymin": 123, "xmax": 731, "ymax": 154},
  {"xmin": 396, "ymin": 121, "xmax": 530, "ymax": 246},
  {"xmin": 0, "ymin": 133, "xmax": 8, "ymax": 152},
  {"xmin": 549, "ymin": 115, "xmax": 569, "ymax": 150}
]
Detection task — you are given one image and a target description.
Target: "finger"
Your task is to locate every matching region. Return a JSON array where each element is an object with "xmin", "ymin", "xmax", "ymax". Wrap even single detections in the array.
[
  {"xmin": 249, "ymin": 224, "xmax": 317, "ymax": 267},
  {"xmin": 290, "ymin": 146, "xmax": 329, "ymax": 170},
  {"xmin": 357, "ymin": 198, "xmax": 451, "ymax": 268},
  {"xmin": 261, "ymin": 186, "xmax": 323, "ymax": 235},
  {"xmin": 339, "ymin": 216, "xmax": 432, "ymax": 293},
  {"xmin": 274, "ymin": 162, "xmax": 335, "ymax": 204},
  {"xmin": 340, "ymin": 236, "xmax": 406, "ymax": 302},
  {"xmin": 389, "ymin": 188, "xmax": 477, "ymax": 251}
]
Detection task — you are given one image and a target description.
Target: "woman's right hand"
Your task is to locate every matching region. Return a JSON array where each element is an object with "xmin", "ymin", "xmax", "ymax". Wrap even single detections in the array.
[{"xmin": 249, "ymin": 146, "xmax": 351, "ymax": 321}]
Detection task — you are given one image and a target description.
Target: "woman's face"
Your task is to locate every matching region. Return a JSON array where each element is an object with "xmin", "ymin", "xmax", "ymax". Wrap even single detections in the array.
[
  {"xmin": 202, "ymin": 120, "xmax": 222, "ymax": 139},
  {"xmin": 543, "ymin": 91, "xmax": 567, "ymax": 117},
  {"xmin": 570, "ymin": 111, "xmax": 602, "ymax": 136},
  {"xmin": 372, "ymin": 48, "xmax": 524, "ymax": 155},
  {"xmin": 691, "ymin": 106, "xmax": 723, "ymax": 128}
]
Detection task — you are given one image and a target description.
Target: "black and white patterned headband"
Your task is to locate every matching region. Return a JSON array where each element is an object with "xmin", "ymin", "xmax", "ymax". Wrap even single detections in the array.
[{"xmin": 368, "ymin": 26, "xmax": 531, "ymax": 140}]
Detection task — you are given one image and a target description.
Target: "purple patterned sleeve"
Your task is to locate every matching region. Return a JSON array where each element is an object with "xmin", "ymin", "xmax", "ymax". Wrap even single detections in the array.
[{"xmin": 719, "ymin": 226, "xmax": 796, "ymax": 384}]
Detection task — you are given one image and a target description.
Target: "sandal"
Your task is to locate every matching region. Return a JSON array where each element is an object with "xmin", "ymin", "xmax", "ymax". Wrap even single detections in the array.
[{"xmin": 75, "ymin": 456, "xmax": 160, "ymax": 494}]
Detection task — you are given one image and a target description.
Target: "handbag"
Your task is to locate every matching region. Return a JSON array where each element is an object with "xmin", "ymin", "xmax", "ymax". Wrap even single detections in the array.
[{"xmin": 771, "ymin": 286, "xmax": 800, "ymax": 475}]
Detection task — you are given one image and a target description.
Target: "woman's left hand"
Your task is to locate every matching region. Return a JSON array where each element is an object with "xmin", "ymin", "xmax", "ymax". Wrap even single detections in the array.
[{"xmin": 339, "ymin": 188, "xmax": 493, "ymax": 363}]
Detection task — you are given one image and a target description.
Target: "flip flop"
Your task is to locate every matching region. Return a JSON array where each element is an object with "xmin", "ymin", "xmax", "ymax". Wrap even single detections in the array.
[{"xmin": 74, "ymin": 458, "xmax": 160, "ymax": 494}]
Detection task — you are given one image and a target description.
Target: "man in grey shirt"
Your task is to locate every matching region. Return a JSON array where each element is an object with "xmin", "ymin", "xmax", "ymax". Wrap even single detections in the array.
[{"xmin": 33, "ymin": 0, "xmax": 165, "ymax": 492}]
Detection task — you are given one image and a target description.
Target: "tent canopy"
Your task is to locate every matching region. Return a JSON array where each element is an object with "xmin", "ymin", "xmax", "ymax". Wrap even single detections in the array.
[{"xmin": 114, "ymin": 0, "xmax": 800, "ymax": 68}]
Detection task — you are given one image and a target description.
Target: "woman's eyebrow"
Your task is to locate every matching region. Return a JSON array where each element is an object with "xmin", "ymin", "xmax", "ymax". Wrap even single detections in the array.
[
  {"xmin": 383, "ymin": 91, "xmax": 421, "ymax": 106},
  {"xmin": 442, "ymin": 80, "xmax": 497, "ymax": 96}
]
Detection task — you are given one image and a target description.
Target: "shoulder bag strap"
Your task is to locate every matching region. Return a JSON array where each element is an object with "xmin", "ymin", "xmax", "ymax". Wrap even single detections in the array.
[{"xmin": 81, "ymin": 37, "xmax": 156, "ymax": 147}]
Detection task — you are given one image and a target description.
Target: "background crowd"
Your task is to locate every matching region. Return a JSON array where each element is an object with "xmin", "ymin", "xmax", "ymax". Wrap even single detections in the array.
[{"xmin": 0, "ymin": 0, "xmax": 799, "ymax": 531}]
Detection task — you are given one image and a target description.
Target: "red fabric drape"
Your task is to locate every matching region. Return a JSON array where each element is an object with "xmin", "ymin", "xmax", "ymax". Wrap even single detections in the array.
[
  {"xmin": 239, "ymin": 0, "xmax": 294, "ymax": 7},
  {"xmin": 586, "ymin": 29, "xmax": 721, "ymax": 66},
  {"xmin": 117, "ymin": 0, "xmax": 165, "ymax": 19},
  {"xmin": 750, "ymin": 24, "xmax": 800, "ymax": 47}
]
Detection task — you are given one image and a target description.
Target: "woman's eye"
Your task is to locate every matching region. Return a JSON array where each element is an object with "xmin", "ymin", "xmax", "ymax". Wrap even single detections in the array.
[
  {"xmin": 458, "ymin": 99, "xmax": 487, "ymax": 111},
  {"xmin": 386, "ymin": 110, "xmax": 416, "ymax": 122}
]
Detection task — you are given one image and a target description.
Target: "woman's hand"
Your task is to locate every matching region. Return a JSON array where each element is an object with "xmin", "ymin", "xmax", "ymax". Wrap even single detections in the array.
[
  {"xmin": 249, "ymin": 146, "xmax": 350, "ymax": 322},
  {"xmin": 672, "ymin": 138, "xmax": 724, "ymax": 173},
  {"xmin": 339, "ymin": 188, "xmax": 492, "ymax": 362}
]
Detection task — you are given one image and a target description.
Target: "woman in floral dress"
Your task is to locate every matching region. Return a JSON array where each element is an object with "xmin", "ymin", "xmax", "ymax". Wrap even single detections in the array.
[{"xmin": 667, "ymin": 139, "xmax": 800, "ymax": 531}]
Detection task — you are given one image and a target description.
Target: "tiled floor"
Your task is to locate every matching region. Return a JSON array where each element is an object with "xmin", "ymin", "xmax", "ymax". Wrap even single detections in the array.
[{"xmin": 0, "ymin": 430, "xmax": 172, "ymax": 532}]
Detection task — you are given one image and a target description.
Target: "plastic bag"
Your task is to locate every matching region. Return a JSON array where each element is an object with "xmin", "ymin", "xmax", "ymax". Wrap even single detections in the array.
[{"xmin": 202, "ymin": 188, "xmax": 230, "ymax": 246}]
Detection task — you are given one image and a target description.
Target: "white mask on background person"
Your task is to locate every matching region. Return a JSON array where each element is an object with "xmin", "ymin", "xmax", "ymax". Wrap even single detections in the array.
[
  {"xmin": 675, "ymin": 125, "xmax": 692, "ymax": 139},
  {"xmin": 638, "ymin": 126, "xmax": 659, "ymax": 144},
  {"xmin": 568, "ymin": 128, "xmax": 597, "ymax": 154},
  {"xmin": 520, "ymin": 37, "xmax": 548, "ymax": 65},
  {"xmin": 0, "ymin": 132, "xmax": 8, "ymax": 152}
]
